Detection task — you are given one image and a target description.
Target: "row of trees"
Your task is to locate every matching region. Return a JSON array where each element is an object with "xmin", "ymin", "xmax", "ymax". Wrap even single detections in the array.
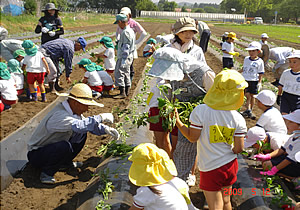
[{"xmin": 24, "ymin": 0, "xmax": 299, "ymax": 23}]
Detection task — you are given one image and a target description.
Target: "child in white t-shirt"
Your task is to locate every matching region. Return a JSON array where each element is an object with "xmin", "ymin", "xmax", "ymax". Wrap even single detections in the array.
[
  {"xmin": 78, "ymin": 58, "xmax": 103, "ymax": 99},
  {"xmin": 174, "ymin": 70, "xmax": 248, "ymax": 209},
  {"xmin": 222, "ymin": 32, "xmax": 239, "ymax": 69},
  {"xmin": 0, "ymin": 62, "xmax": 18, "ymax": 112},
  {"xmin": 255, "ymin": 90, "xmax": 287, "ymax": 134},
  {"xmin": 97, "ymin": 36, "xmax": 116, "ymax": 76},
  {"xmin": 277, "ymin": 50, "xmax": 300, "ymax": 115},
  {"xmin": 143, "ymin": 38, "xmax": 156, "ymax": 57},
  {"xmin": 95, "ymin": 64, "xmax": 114, "ymax": 94},
  {"xmin": 241, "ymin": 41, "xmax": 264, "ymax": 119},
  {"xmin": 260, "ymin": 33, "xmax": 269, "ymax": 45},
  {"xmin": 8, "ymin": 59, "xmax": 24, "ymax": 96},
  {"xmin": 21, "ymin": 40, "xmax": 50, "ymax": 102},
  {"xmin": 128, "ymin": 143, "xmax": 197, "ymax": 210}
]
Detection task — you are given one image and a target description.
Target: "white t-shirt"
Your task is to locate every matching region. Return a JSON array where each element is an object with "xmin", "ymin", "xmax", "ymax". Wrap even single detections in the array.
[
  {"xmin": 132, "ymin": 177, "xmax": 194, "ymax": 210},
  {"xmin": 279, "ymin": 69, "xmax": 300, "ymax": 96},
  {"xmin": 189, "ymin": 104, "xmax": 247, "ymax": 171},
  {"xmin": 282, "ymin": 131, "xmax": 300, "ymax": 163},
  {"xmin": 97, "ymin": 71, "xmax": 113, "ymax": 86},
  {"xmin": 242, "ymin": 56, "xmax": 264, "ymax": 81},
  {"xmin": 84, "ymin": 71, "xmax": 103, "ymax": 86},
  {"xmin": 0, "ymin": 78, "xmax": 18, "ymax": 100},
  {"xmin": 267, "ymin": 132, "xmax": 291, "ymax": 150},
  {"xmin": 11, "ymin": 73, "xmax": 24, "ymax": 90},
  {"xmin": 23, "ymin": 51, "xmax": 46, "ymax": 73},
  {"xmin": 256, "ymin": 107, "xmax": 287, "ymax": 134},
  {"xmin": 147, "ymin": 79, "xmax": 170, "ymax": 108},
  {"xmin": 143, "ymin": 44, "xmax": 152, "ymax": 52},
  {"xmin": 103, "ymin": 48, "xmax": 116, "ymax": 70},
  {"xmin": 222, "ymin": 42, "xmax": 234, "ymax": 58}
]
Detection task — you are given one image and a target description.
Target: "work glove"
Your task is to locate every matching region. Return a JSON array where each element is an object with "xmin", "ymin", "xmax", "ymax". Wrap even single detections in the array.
[
  {"xmin": 253, "ymin": 153, "xmax": 271, "ymax": 161},
  {"xmin": 99, "ymin": 113, "xmax": 114, "ymax": 123},
  {"xmin": 276, "ymin": 95, "xmax": 281, "ymax": 106},
  {"xmin": 229, "ymin": 52, "xmax": 239, "ymax": 57},
  {"xmin": 48, "ymin": 31, "xmax": 55, "ymax": 37},
  {"xmin": 104, "ymin": 126, "xmax": 120, "ymax": 140},
  {"xmin": 260, "ymin": 166, "xmax": 279, "ymax": 176},
  {"xmin": 257, "ymin": 83, "xmax": 262, "ymax": 92},
  {"xmin": 41, "ymin": 27, "xmax": 49, "ymax": 33}
]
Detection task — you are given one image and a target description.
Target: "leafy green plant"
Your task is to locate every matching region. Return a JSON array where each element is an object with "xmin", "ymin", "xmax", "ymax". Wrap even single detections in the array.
[
  {"xmin": 97, "ymin": 140, "xmax": 134, "ymax": 158},
  {"xmin": 96, "ymin": 200, "xmax": 111, "ymax": 210},
  {"xmin": 256, "ymin": 140, "xmax": 271, "ymax": 154}
]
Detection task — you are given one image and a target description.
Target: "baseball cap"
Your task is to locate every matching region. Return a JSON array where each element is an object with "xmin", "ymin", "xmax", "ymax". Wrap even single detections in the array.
[
  {"xmin": 254, "ymin": 90, "xmax": 276, "ymax": 106},
  {"xmin": 173, "ymin": 17, "xmax": 198, "ymax": 35},
  {"xmin": 77, "ymin": 37, "xmax": 87, "ymax": 52},
  {"xmin": 261, "ymin": 33, "xmax": 269, "ymax": 38},
  {"xmin": 120, "ymin": 7, "xmax": 131, "ymax": 15},
  {"xmin": 286, "ymin": 50, "xmax": 300, "ymax": 59},
  {"xmin": 114, "ymin": 14, "xmax": 128, "ymax": 24},
  {"xmin": 244, "ymin": 126, "xmax": 266, "ymax": 148},
  {"xmin": 228, "ymin": 32, "xmax": 238, "ymax": 40},
  {"xmin": 221, "ymin": 32, "xmax": 229, "ymax": 37},
  {"xmin": 282, "ymin": 109, "xmax": 300, "ymax": 124},
  {"xmin": 246, "ymin": 41, "xmax": 262, "ymax": 51}
]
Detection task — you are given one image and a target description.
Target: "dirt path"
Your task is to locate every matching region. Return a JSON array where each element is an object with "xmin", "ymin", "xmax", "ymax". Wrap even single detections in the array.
[{"xmin": 1, "ymin": 22, "xmax": 298, "ymax": 210}]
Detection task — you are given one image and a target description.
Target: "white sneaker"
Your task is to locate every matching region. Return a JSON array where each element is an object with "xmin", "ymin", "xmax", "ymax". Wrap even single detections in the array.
[
  {"xmin": 186, "ymin": 174, "xmax": 196, "ymax": 187},
  {"xmin": 94, "ymin": 92, "xmax": 102, "ymax": 99}
]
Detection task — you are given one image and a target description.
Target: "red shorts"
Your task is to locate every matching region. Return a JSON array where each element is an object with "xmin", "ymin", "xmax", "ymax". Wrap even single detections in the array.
[
  {"xmin": 1, "ymin": 97, "xmax": 17, "ymax": 105},
  {"xmin": 27, "ymin": 72, "xmax": 46, "ymax": 84},
  {"xmin": 17, "ymin": 89, "xmax": 24, "ymax": 96},
  {"xmin": 148, "ymin": 107, "xmax": 178, "ymax": 136},
  {"xmin": 106, "ymin": 70, "xmax": 114, "ymax": 74},
  {"xmin": 103, "ymin": 85, "xmax": 113, "ymax": 91},
  {"xmin": 90, "ymin": 85, "xmax": 103, "ymax": 93},
  {"xmin": 199, "ymin": 158, "xmax": 238, "ymax": 191},
  {"xmin": 0, "ymin": 102, "xmax": 4, "ymax": 113}
]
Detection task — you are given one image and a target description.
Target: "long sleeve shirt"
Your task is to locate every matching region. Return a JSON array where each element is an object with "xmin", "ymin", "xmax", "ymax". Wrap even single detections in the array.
[{"xmin": 41, "ymin": 38, "xmax": 74, "ymax": 77}]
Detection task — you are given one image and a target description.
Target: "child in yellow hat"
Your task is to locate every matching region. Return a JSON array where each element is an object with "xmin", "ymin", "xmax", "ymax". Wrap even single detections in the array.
[
  {"xmin": 174, "ymin": 70, "xmax": 248, "ymax": 209},
  {"xmin": 128, "ymin": 143, "xmax": 197, "ymax": 210},
  {"xmin": 222, "ymin": 32, "xmax": 239, "ymax": 69}
]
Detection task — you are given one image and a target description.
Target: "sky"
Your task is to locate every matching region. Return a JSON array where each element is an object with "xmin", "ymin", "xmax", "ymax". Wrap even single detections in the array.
[{"xmin": 153, "ymin": 0, "xmax": 223, "ymax": 4}]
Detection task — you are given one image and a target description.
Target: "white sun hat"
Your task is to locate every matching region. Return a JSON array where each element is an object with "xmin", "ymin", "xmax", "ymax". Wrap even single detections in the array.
[
  {"xmin": 261, "ymin": 33, "xmax": 269, "ymax": 38},
  {"xmin": 246, "ymin": 41, "xmax": 262, "ymax": 51},
  {"xmin": 244, "ymin": 126, "xmax": 267, "ymax": 148},
  {"xmin": 254, "ymin": 90, "xmax": 276, "ymax": 106},
  {"xmin": 286, "ymin": 50, "xmax": 300, "ymax": 59},
  {"xmin": 57, "ymin": 83, "xmax": 104, "ymax": 107},
  {"xmin": 282, "ymin": 109, "xmax": 300, "ymax": 124}
]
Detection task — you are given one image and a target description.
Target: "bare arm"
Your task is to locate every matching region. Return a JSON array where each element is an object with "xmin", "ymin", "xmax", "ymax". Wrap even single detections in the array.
[
  {"xmin": 275, "ymin": 159, "xmax": 291, "ymax": 171},
  {"xmin": 42, "ymin": 57, "xmax": 50, "ymax": 74},
  {"xmin": 232, "ymin": 136, "xmax": 244, "ymax": 154},
  {"xmin": 258, "ymin": 73, "xmax": 263, "ymax": 83},
  {"xmin": 270, "ymin": 148, "xmax": 285, "ymax": 158},
  {"xmin": 277, "ymin": 85, "xmax": 283, "ymax": 96}
]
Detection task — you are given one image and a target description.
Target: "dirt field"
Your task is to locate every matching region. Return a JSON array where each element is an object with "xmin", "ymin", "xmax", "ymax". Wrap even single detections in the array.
[{"xmin": 0, "ymin": 22, "xmax": 298, "ymax": 209}]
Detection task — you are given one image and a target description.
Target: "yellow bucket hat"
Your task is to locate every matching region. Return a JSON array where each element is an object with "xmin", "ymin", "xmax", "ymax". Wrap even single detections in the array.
[
  {"xmin": 128, "ymin": 143, "xmax": 177, "ymax": 187},
  {"xmin": 204, "ymin": 69, "xmax": 248, "ymax": 110}
]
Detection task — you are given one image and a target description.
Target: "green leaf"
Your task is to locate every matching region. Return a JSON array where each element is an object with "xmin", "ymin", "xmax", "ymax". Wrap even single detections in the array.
[{"xmin": 148, "ymin": 115, "xmax": 160, "ymax": 124}]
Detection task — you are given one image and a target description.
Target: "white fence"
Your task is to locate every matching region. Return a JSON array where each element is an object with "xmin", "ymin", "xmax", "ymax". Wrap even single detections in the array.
[{"xmin": 140, "ymin": 11, "xmax": 245, "ymax": 23}]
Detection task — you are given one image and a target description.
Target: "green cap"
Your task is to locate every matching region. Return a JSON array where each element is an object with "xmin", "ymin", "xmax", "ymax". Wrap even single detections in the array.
[
  {"xmin": 98, "ymin": 36, "xmax": 114, "ymax": 48},
  {"xmin": 22, "ymin": 40, "xmax": 38, "ymax": 56},
  {"xmin": 114, "ymin": 14, "xmax": 127, "ymax": 24},
  {"xmin": 95, "ymin": 64, "xmax": 104, "ymax": 71},
  {"xmin": 8, "ymin": 59, "xmax": 23, "ymax": 74},
  {"xmin": 77, "ymin": 58, "xmax": 96, "ymax": 72},
  {"xmin": 13, "ymin": 49, "xmax": 26, "ymax": 58},
  {"xmin": 0, "ymin": 62, "xmax": 11, "ymax": 80},
  {"xmin": 147, "ymin": 38, "xmax": 157, "ymax": 45}
]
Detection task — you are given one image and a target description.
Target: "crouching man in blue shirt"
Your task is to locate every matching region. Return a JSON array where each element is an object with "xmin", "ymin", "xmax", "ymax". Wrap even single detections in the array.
[{"xmin": 27, "ymin": 83, "xmax": 119, "ymax": 184}]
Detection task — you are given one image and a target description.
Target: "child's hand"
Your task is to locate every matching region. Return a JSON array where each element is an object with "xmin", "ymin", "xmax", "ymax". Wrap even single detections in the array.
[
  {"xmin": 260, "ymin": 166, "xmax": 279, "ymax": 176},
  {"xmin": 254, "ymin": 153, "xmax": 271, "ymax": 161},
  {"xmin": 257, "ymin": 83, "xmax": 262, "ymax": 91},
  {"xmin": 66, "ymin": 77, "xmax": 71, "ymax": 83},
  {"xmin": 46, "ymin": 68, "xmax": 50, "ymax": 74}
]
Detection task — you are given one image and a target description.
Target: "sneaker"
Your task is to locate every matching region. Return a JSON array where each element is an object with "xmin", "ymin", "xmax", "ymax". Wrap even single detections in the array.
[
  {"xmin": 186, "ymin": 174, "xmax": 196, "ymax": 187},
  {"xmin": 241, "ymin": 110, "xmax": 250, "ymax": 118},
  {"xmin": 60, "ymin": 161, "xmax": 83, "ymax": 170},
  {"xmin": 248, "ymin": 111, "xmax": 256, "ymax": 120},
  {"xmin": 94, "ymin": 92, "xmax": 102, "ymax": 99},
  {"xmin": 73, "ymin": 161, "xmax": 83, "ymax": 168},
  {"xmin": 40, "ymin": 172, "xmax": 56, "ymax": 184}
]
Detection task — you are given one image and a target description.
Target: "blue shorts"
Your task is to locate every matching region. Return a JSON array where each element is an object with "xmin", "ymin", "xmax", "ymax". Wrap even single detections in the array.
[
  {"xmin": 280, "ymin": 91, "xmax": 300, "ymax": 114},
  {"xmin": 245, "ymin": 81, "xmax": 258, "ymax": 94},
  {"xmin": 222, "ymin": 57, "xmax": 234, "ymax": 69}
]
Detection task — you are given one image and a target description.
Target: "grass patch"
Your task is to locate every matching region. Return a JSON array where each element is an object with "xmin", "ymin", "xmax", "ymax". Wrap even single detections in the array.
[
  {"xmin": 1, "ymin": 13, "xmax": 116, "ymax": 35},
  {"xmin": 136, "ymin": 17, "xmax": 176, "ymax": 24},
  {"xmin": 214, "ymin": 24, "xmax": 300, "ymax": 44}
]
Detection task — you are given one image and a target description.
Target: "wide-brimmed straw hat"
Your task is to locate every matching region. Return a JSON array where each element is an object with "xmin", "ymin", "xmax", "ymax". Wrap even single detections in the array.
[
  {"xmin": 42, "ymin": 3, "xmax": 59, "ymax": 11},
  {"xmin": 173, "ymin": 17, "xmax": 198, "ymax": 35},
  {"xmin": 0, "ymin": 62, "xmax": 11, "ymax": 80},
  {"xmin": 204, "ymin": 69, "xmax": 248, "ymax": 110},
  {"xmin": 22, "ymin": 40, "xmax": 38, "ymax": 56},
  {"xmin": 128, "ymin": 143, "xmax": 177, "ymax": 186},
  {"xmin": 58, "ymin": 83, "xmax": 104, "ymax": 107}
]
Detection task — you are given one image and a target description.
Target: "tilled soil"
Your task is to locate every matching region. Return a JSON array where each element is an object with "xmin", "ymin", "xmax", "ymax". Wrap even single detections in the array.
[{"xmin": 0, "ymin": 22, "xmax": 297, "ymax": 209}]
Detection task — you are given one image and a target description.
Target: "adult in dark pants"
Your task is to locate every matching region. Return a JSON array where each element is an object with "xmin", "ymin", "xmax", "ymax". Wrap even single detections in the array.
[
  {"xmin": 35, "ymin": 3, "xmax": 64, "ymax": 44},
  {"xmin": 194, "ymin": 19, "xmax": 211, "ymax": 53},
  {"xmin": 41, "ymin": 37, "xmax": 87, "ymax": 91},
  {"xmin": 27, "ymin": 83, "xmax": 120, "ymax": 184}
]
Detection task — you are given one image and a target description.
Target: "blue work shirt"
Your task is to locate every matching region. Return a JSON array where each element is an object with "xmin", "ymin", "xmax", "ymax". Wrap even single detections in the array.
[{"xmin": 42, "ymin": 38, "xmax": 74, "ymax": 77}]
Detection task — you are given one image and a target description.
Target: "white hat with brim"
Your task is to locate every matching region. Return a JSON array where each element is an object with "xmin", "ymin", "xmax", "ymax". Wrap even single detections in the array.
[
  {"xmin": 282, "ymin": 109, "xmax": 300, "ymax": 124},
  {"xmin": 254, "ymin": 90, "xmax": 276, "ymax": 106},
  {"xmin": 261, "ymin": 33, "xmax": 269, "ymax": 38},
  {"xmin": 246, "ymin": 41, "xmax": 262, "ymax": 51},
  {"xmin": 295, "ymin": 151, "xmax": 300, "ymax": 162},
  {"xmin": 287, "ymin": 50, "xmax": 300, "ymax": 59},
  {"xmin": 244, "ymin": 126, "xmax": 266, "ymax": 148},
  {"xmin": 57, "ymin": 83, "xmax": 104, "ymax": 107}
]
